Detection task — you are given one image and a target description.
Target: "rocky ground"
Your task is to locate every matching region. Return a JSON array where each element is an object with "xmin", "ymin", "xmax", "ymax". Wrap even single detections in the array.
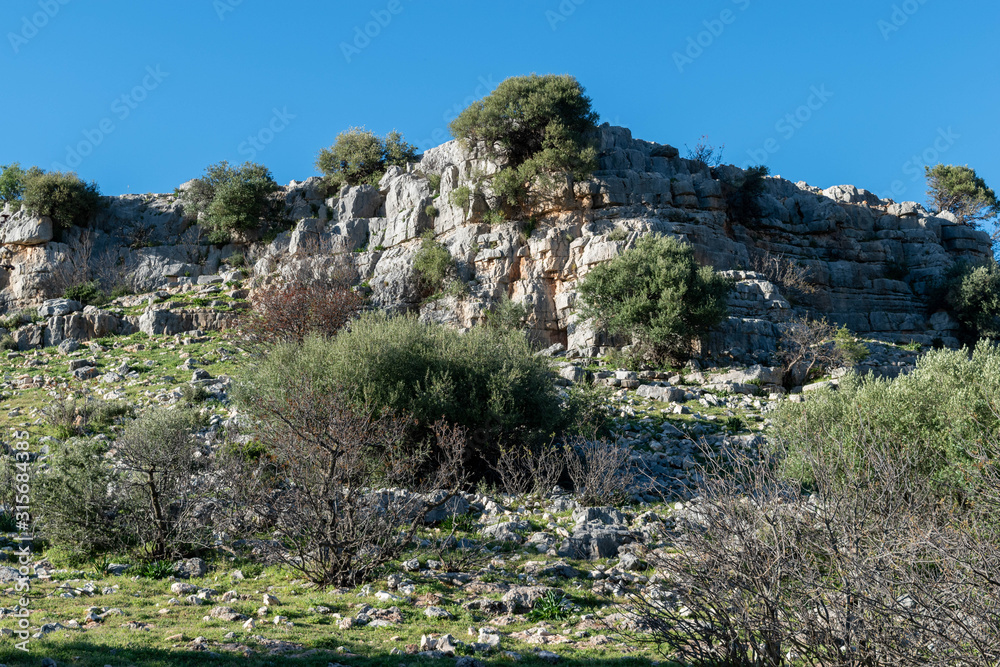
[{"xmin": 0, "ymin": 278, "xmax": 928, "ymax": 666}]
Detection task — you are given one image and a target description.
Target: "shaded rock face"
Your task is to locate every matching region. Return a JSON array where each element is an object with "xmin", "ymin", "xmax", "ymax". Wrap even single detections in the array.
[{"xmin": 0, "ymin": 127, "xmax": 991, "ymax": 360}]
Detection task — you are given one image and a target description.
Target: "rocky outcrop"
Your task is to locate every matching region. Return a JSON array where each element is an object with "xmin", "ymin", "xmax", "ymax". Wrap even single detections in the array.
[{"xmin": 0, "ymin": 125, "xmax": 992, "ymax": 359}]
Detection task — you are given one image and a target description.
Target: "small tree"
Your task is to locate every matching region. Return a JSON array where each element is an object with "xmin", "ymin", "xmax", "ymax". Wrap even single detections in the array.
[
  {"xmin": 939, "ymin": 259, "xmax": 1000, "ymax": 342},
  {"xmin": 244, "ymin": 275, "xmax": 366, "ymax": 346},
  {"xmin": 685, "ymin": 135, "xmax": 725, "ymax": 168},
  {"xmin": 413, "ymin": 231, "xmax": 455, "ymax": 297},
  {"xmin": 450, "ymin": 74, "xmax": 599, "ymax": 216},
  {"xmin": 577, "ymin": 234, "xmax": 731, "ymax": 362},
  {"xmin": 0, "ymin": 163, "xmax": 43, "ymax": 210},
  {"xmin": 182, "ymin": 161, "xmax": 280, "ymax": 243},
  {"xmin": 925, "ymin": 163, "xmax": 999, "ymax": 231},
  {"xmin": 22, "ymin": 170, "xmax": 102, "ymax": 229},
  {"xmin": 315, "ymin": 127, "xmax": 416, "ymax": 189},
  {"xmin": 775, "ymin": 317, "xmax": 845, "ymax": 387}
]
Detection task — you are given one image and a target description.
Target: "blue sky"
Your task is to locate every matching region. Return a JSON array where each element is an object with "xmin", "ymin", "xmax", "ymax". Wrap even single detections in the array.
[{"xmin": 1, "ymin": 0, "xmax": 997, "ymax": 203}]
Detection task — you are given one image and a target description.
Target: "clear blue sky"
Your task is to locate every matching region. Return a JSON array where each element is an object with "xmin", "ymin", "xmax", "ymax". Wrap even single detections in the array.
[{"xmin": 2, "ymin": 0, "xmax": 997, "ymax": 203}]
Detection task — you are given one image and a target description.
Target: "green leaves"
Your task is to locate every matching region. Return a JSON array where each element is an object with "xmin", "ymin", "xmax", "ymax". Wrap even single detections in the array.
[
  {"xmin": 21, "ymin": 169, "xmax": 101, "ymax": 229},
  {"xmin": 183, "ymin": 160, "xmax": 279, "ymax": 242},
  {"xmin": 315, "ymin": 126, "xmax": 416, "ymax": 189},
  {"xmin": 578, "ymin": 234, "xmax": 732, "ymax": 362},
  {"xmin": 925, "ymin": 163, "xmax": 999, "ymax": 227}
]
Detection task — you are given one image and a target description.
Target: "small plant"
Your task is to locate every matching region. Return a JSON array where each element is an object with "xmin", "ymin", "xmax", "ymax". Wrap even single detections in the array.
[
  {"xmin": 0, "ymin": 335, "xmax": 16, "ymax": 351},
  {"xmin": 180, "ymin": 383, "xmax": 210, "ymax": 404},
  {"xmin": 63, "ymin": 280, "xmax": 107, "ymax": 307},
  {"xmin": 527, "ymin": 590, "xmax": 571, "ymax": 621},
  {"xmin": 0, "ymin": 511, "xmax": 16, "ymax": 533},
  {"xmin": 226, "ymin": 252, "xmax": 245, "ymax": 268},
  {"xmin": 413, "ymin": 231, "xmax": 455, "ymax": 298},
  {"xmin": 427, "ymin": 173, "xmax": 442, "ymax": 194},
  {"xmin": 685, "ymin": 135, "xmax": 725, "ymax": 168},
  {"xmin": 833, "ymin": 325, "xmax": 870, "ymax": 364},
  {"xmin": 901, "ymin": 341, "xmax": 922, "ymax": 352},
  {"xmin": 725, "ymin": 416, "xmax": 747, "ymax": 432},
  {"xmin": 448, "ymin": 184, "xmax": 471, "ymax": 211},
  {"xmin": 425, "ymin": 204, "xmax": 439, "ymax": 219},
  {"xmin": 482, "ymin": 209, "xmax": 505, "ymax": 226},
  {"xmin": 607, "ymin": 226, "xmax": 628, "ymax": 242},
  {"xmin": 133, "ymin": 560, "xmax": 175, "ymax": 579}
]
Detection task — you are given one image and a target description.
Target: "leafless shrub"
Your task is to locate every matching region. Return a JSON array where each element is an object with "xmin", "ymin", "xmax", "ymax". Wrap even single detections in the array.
[
  {"xmin": 776, "ymin": 316, "xmax": 844, "ymax": 387},
  {"xmin": 564, "ymin": 436, "xmax": 640, "ymax": 506},
  {"xmin": 44, "ymin": 228, "xmax": 94, "ymax": 296},
  {"xmin": 493, "ymin": 439, "xmax": 565, "ymax": 497},
  {"xmin": 242, "ymin": 274, "xmax": 366, "ymax": 348},
  {"xmin": 229, "ymin": 375, "xmax": 468, "ymax": 588},
  {"xmin": 91, "ymin": 246, "xmax": 142, "ymax": 297},
  {"xmin": 750, "ymin": 249, "xmax": 816, "ymax": 295},
  {"xmin": 627, "ymin": 425, "xmax": 1000, "ymax": 667}
]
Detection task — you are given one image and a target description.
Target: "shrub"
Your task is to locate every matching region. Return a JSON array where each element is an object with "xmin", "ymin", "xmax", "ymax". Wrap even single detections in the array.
[
  {"xmin": 315, "ymin": 127, "xmax": 416, "ymax": 189},
  {"xmin": 577, "ymin": 234, "xmax": 731, "ymax": 362},
  {"xmin": 225, "ymin": 252, "xmax": 245, "ymax": 268},
  {"xmin": 413, "ymin": 231, "xmax": 454, "ymax": 297},
  {"xmin": 0, "ymin": 334, "xmax": 16, "ymax": 351},
  {"xmin": 926, "ymin": 163, "xmax": 999, "ymax": 228},
  {"xmin": 938, "ymin": 259, "xmax": 1000, "ymax": 342},
  {"xmin": 773, "ymin": 341, "xmax": 1000, "ymax": 502},
  {"xmin": 22, "ymin": 170, "xmax": 102, "ymax": 229},
  {"xmin": 564, "ymin": 436, "xmax": 640, "ymax": 506},
  {"xmin": 427, "ymin": 173, "xmax": 442, "ymax": 194},
  {"xmin": 450, "ymin": 74, "xmax": 598, "ymax": 216},
  {"xmin": 493, "ymin": 440, "xmax": 564, "ymax": 497},
  {"xmin": 727, "ymin": 164, "xmax": 770, "ymax": 224},
  {"xmin": 424, "ymin": 204, "xmax": 439, "ymax": 218},
  {"xmin": 247, "ymin": 315, "xmax": 563, "ymax": 462},
  {"xmin": 482, "ymin": 294, "xmax": 528, "ymax": 332},
  {"xmin": 244, "ymin": 275, "xmax": 366, "ymax": 346},
  {"xmin": 43, "ymin": 397, "xmax": 134, "ymax": 439},
  {"xmin": 63, "ymin": 280, "xmax": 107, "ymax": 307},
  {"xmin": 231, "ymin": 369, "xmax": 467, "ymax": 587},
  {"xmin": 776, "ymin": 317, "xmax": 845, "ymax": 387},
  {"xmin": 182, "ymin": 161, "xmax": 280, "ymax": 243},
  {"xmin": 448, "ymin": 184, "xmax": 471, "ymax": 211},
  {"xmin": 0, "ymin": 163, "xmax": 43, "ymax": 210},
  {"xmin": 685, "ymin": 135, "xmax": 724, "ymax": 168},
  {"xmin": 607, "ymin": 226, "xmax": 628, "ymax": 242},
  {"xmin": 833, "ymin": 324, "xmax": 870, "ymax": 363}
]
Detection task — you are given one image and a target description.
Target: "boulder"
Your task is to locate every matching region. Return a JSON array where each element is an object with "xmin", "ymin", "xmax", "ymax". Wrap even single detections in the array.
[
  {"xmin": 2, "ymin": 213, "xmax": 53, "ymax": 246},
  {"xmin": 173, "ymin": 557, "xmax": 208, "ymax": 579},
  {"xmin": 338, "ymin": 185, "xmax": 383, "ymax": 219},
  {"xmin": 38, "ymin": 299, "xmax": 82, "ymax": 318}
]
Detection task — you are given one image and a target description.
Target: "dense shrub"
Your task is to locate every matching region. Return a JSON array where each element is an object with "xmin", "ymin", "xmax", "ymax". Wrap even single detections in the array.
[
  {"xmin": 182, "ymin": 161, "xmax": 280, "ymax": 243},
  {"xmin": 63, "ymin": 279, "xmax": 107, "ymax": 307},
  {"xmin": 0, "ymin": 163, "xmax": 42, "ymax": 210},
  {"xmin": 244, "ymin": 275, "xmax": 366, "ymax": 346},
  {"xmin": 241, "ymin": 314, "xmax": 562, "ymax": 459},
  {"xmin": 22, "ymin": 170, "xmax": 102, "ymax": 229},
  {"xmin": 449, "ymin": 74, "xmax": 598, "ymax": 216},
  {"xmin": 577, "ymin": 234, "xmax": 731, "ymax": 362},
  {"xmin": 727, "ymin": 164, "xmax": 770, "ymax": 224},
  {"xmin": 926, "ymin": 163, "xmax": 999, "ymax": 227},
  {"xmin": 772, "ymin": 341, "xmax": 1000, "ymax": 501},
  {"xmin": 937, "ymin": 259, "xmax": 1000, "ymax": 342},
  {"xmin": 315, "ymin": 127, "xmax": 416, "ymax": 189},
  {"xmin": 413, "ymin": 231, "xmax": 455, "ymax": 297}
]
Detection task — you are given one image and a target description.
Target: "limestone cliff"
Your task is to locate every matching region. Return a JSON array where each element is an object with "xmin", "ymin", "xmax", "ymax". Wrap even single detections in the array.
[{"xmin": 0, "ymin": 124, "xmax": 991, "ymax": 360}]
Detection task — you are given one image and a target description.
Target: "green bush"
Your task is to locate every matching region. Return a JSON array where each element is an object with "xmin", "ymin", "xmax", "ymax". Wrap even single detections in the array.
[
  {"xmin": 482, "ymin": 294, "xmax": 528, "ymax": 332},
  {"xmin": 577, "ymin": 234, "xmax": 732, "ymax": 362},
  {"xmin": 448, "ymin": 185, "xmax": 471, "ymax": 211},
  {"xmin": 925, "ymin": 163, "xmax": 999, "ymax": 227},
  {"xmin": 182, "ymin": 161, "xmax": 280, "ymax": 243},
  {"xmin": 0, "ymin": 163, "xmax": 43, "ymax": 210},
  {"xmin": 833, "ymin": 325, "xmax": 870, "ymax": 363},
  {"xmin": 427, "ymin": 173, "xmax": 442, "ymax": 194},
  {"xmin": 449, "ymin": 74, "xmax": 599, "ymax": 216},
  {"xmin": 424, "ymin": 204, "xmax": 439, "ymax": 218},
  {"xmin": 315, "ymin": 127, "xmax": 416, "ymax": 189},
  {"xmin": 413, "ymin": 231, "xmax": 454, "ymax": 297},
  {"xmin": 22, "ymin": 170, "xmax": 102, "ymax": 229},
  {"xmin": 63, "ymin": 280, "xmax": 107, "ymax": 307},
  {"xmin": 238, "ymin": 314, "xmax": 563, "ymax": 460},
  {"xmin": 938, "ymin": 260, "xmax": 1000, "ymax": 342},
  {"xmin": 772, "ymin": 341, "xmax": 1000, "ymax": 502}
]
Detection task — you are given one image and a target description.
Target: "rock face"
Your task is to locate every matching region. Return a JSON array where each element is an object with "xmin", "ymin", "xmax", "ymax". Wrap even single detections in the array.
[{"xmin": 0, "ymin": 125, "xmax": 992, "ymax": 358}]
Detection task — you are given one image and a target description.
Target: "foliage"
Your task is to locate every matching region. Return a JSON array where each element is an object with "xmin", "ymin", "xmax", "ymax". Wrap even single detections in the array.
[
  {"xmin": 0, "ymin": 163, "xmax": 43, "ymax": 210},
  {"xmin": 63, "ymin": 279, "xmax": 107, "ymax": 307},
  {"xmin": 776, "ymin": 317, "xmax": 845, "ymax": 387},
  {"xmin": 426, "ymin": 173, "xmax": 441, "ymax": 194},
  {"xmin": 772, "ymin": 341, "xmax": 1000, "ymax": 502},
  {"xmin": 182, "ymin": 161, "xmax": 280, "ymax": 243},
  {"xmin": 132, "ymin": 560, "xmax": 175, "ymax": 579},
  {"xmin": 937, "ymin": 259, "xmax": 1000, "ymax": 342},
  {"xmin": 493, "ymin": 440, "xmax": 565, "ymax": 497},
  {"xmin": 315, "ymin": 127, "xmax": 417, "ymax": 189},
  {"xmin": 251, "ymin": 314, "xmax": 563, "ymax": 461},
  {"xmin": 925, "ymin": 163, "xmax": 999, "ymax": 228},
  {"xmin": 424, "ymin": 204, "xmax": 439, "ymax": 218},
  {"xmin": 244, "ymin": 275, "xmax": 366, "ymax": 346},
  {"xmin": 413, "ymin": 231, "xmax": 455, "ymax": 297},
  {"xmin": 231, "ymin": 362, "xmax": 467, "ymax": 586},
  {"xmin": 527, "ymin": 590, "xmax": 571, "ymax": 622},
  {"xmin": 607, "ymin": 225, "xmax": 628, "ymax": 242},
  {"xmin": 449, "ymin": 74, "xmax": 599, "ymax": 216},
  {"xmin": 482, "ymin": 294, "xmax": 528, "ymax": 332},
  {"xmin": 833, "ymin": 325, "xmax": 870, "ymax": 363},
  {"xmin": 448, "ymin": 185, "xmax": 471, "ymax": 211},
  {"xmin": 42, "ymin": 398, "xmax": 134, "ymax": 439},
  {"xmin": 685, "ymin": 135, "xmax": 725, "ymax": 167},
  {"xmin": 577, "ymin": 234, "xmax": 731, "ymax": 362},
  {"xmin": 727, "ymin": 164, "xmax": 770, "ymax": 224},
  {"xmin": 22, "ymin": 170, "xmax": 102, "ymax": 230}
]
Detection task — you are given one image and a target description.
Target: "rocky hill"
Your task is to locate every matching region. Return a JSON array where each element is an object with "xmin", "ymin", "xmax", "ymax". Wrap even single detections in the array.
[{"xmin": 0, "ymin": 124, "xmax": 991, "ymax": 362}]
